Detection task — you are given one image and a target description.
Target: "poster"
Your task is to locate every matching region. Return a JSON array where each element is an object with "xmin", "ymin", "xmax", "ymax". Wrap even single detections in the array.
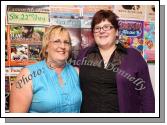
[
  {"xmin": 118, "ymin": 20, "xmax": 144, "ymax": 53},
  {"xmin": 145, "ymin": 5, "xmax": 155, "ymax": 22},
  {"xmin": 7, "ymin": 5, "xmax": 49, "ymax": 25},
  {"xmin": 7, "ymin": 5, "xmax": 49, "ymax": 13},
  {"xmin": 8, "ymin": 25, "xmax": 44, "ymax": 66},
  {"xmin": 143, "ymin": 22, "xmax": 155, "ymax": 63},
  {"xmin": 114, "ymin": 5, "xmax": 145, "ymax": 20},
  {"xmin": 82, "ymin": 5, "xmax": 113, "ymax": 19},
  {"xmin": 81, "ymin": 28, "xmax": 94, "ymax": 49},
  {"xmin": 68, "ymin": 28, "xmax": 82, "ymax": 60},
  {"xmin": 10, "ymin": 25, "xmax": 45, "ymax": 43},
  {"xmin": 50, "ymin": 5, "xmax": 81, "ymax": 19},
  {"xmin": 50, "ymin": 6, "xmax": 81, "ymax": 28},
  {"xmin": 28, "ymin": 44, "xmax": 42, "ymax": 61},
  {"xmin": 50, "ymin": 18, "xmax": 81, "ymax": 28},
  {"xmin": 11, "ymin": 44, "xmax": 28, "ymax": 61}
]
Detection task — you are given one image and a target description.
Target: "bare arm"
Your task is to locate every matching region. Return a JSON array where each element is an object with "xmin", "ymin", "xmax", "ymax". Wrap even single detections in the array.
[{"xmin": 9, "ymin": 68, "xmax": 33, "ymax": 112}]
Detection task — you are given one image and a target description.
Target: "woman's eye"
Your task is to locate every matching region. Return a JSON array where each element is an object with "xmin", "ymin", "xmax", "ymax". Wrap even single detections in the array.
[
  {"xmin": 54, "ymin": 40, "xmax": 60, "ymax": 43},
  {"xmin": 104, "ymin": 25, "xmax": 109, "ymax": 28},
  {"xmin": 95, "ymin": 27, "xmax": 100, "ymax": 30},
  {"xmin": 64, "ymin": 41, "xmax": 70, "ymax": 45}
]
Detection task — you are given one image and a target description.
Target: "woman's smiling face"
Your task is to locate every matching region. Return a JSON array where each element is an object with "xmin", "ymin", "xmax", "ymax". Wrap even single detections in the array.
[
  {"xmin": 47, "ymin": 29, "xmax": 71, "ymax": 64},
  {"xmin": 93, "ymin": 19, "xmax": 118, "ymax": 49}
]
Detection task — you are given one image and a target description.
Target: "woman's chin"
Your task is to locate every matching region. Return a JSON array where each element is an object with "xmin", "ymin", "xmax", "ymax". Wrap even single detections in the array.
[
  {"xmin": 98, "ymin": 43, "xmax": 109, "ymax": 48},
  {"xmin": 56, "ymin": 58, "xmax": 67, "ymax": 63}
]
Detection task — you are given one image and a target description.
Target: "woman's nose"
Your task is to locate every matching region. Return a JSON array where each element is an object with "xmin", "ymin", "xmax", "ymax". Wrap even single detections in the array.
[
  {"xmin": 99, "ymin": 28, "xmax": 105, "ymax": 33},
  {"xmin": 59, "ymin": 42, "xmax": 65, "ymax": 48}
]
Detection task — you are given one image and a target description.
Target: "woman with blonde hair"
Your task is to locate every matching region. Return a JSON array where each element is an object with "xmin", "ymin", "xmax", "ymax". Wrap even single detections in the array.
[{"xmin": 10, "ymin": 25, "xmax": 82, "ymax": 113}]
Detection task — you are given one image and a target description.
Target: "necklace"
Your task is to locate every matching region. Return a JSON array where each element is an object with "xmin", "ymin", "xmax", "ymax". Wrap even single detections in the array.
[
  {"xmin": 99, "ymin": 45, "xmax": 117, "ymax": 67},
  {"xmin": 46, "ymin": 60, "xmax": 66, "ymax": 87},
  {"xmin": 103, "ymin": 61, "xmax": 108, "ymax": 69}
]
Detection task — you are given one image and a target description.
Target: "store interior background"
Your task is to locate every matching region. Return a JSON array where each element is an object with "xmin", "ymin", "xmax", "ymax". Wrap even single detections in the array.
[{"xmin": 5, "ymin": 5, "xmax": 155, "ymax": 112}]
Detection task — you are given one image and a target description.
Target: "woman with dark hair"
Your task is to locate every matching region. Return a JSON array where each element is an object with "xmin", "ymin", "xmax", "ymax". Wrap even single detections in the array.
[{"xmin": 77, "ymin": 10, "xmax": 155, "ymax": 113}]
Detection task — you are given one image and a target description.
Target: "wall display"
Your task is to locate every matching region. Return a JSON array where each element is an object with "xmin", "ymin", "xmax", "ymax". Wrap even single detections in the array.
[
  {"xmin": 114, "ymin": 5, "xmax": 145, "ymax": 20},
  {"xmin": 8, "ymin": 25, "xmax": 45, "ymax": 66},
  {"xmin": 82, "ymin": 5, "xmax": 113, "ymax": 19},
  {"xmin": 143, "ymin": 22, "xmax": 155, "ymax": 63},
  {"xmin": 7, "ymin": 5, "xmax": 49, "ymax": 25},
  {"xmin": 5, "ymin": 66, "xmax": 23, "ymax": 112}
]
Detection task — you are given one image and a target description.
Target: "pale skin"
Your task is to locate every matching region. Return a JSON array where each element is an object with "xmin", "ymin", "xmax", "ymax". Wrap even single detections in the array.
[
  {"xmin": 9, "ymin": 68, "xmax": 33, "ymax": 112},
  {"xmin": 9, "ymin": 30, "xmax": 78, "ymax": 112},
  {"xmin": 93, "ymin": 19, "xmax": 118, "ymax": 66}
]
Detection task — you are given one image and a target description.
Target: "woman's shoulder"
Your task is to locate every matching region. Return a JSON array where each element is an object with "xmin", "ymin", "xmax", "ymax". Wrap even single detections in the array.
[
  {"xmin": 26, "ymin": 60, "xmax": 44, "ymax": 67},
  {"xmin": 125, "ymin": 48, "xmax": 147, "ymax": 65},
  {"xmin": 126, "ymin": 48, "xmax": 143, "ymax": 58},
  {"xmin": 66, "ymin": 64, "xmax": 79, "ymax": 75},
  {"xmin": 78, "ymin": 45, "xmax": 96, "ymax": 57},
  {"xmin": 76, "ymin": 45, "xmax": 96, "ymax": 67},
  {"xmin": 25, "ymin": 60, "xmax": 45, "ymax": 72},
  {"xmin": 66, "ymin": 63, "xmax": 76, "ymax": 70}
]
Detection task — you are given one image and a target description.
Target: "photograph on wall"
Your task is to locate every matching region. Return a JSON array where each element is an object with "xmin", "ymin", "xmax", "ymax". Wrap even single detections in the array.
[
  {"xmin": 10, "ymin": 26, "xmax": 45, "ymax": 43},
  {"xmin": 10, "ymin": 44, "xmax": 28, "ymax": 66},
  {"xmin": 28, "ymin": 44, "xmax": 42, "ymax": 61}
]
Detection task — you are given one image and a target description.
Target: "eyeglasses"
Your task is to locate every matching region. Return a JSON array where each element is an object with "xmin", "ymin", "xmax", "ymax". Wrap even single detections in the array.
[
  {"xmin": 50, "ymin": 39, "xmax": 71, "ymax": 47},
  {"xmin": 93, "ymin": 25, "xmax": 114, "ymax": 33}
]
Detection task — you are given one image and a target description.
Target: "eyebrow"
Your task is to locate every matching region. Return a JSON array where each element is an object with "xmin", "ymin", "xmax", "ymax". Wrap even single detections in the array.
[{"xmin": 52, "ymin": 39, "xmax": 70, "ymax": 42}]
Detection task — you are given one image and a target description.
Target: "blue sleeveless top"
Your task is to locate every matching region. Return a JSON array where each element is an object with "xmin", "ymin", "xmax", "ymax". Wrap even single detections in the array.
[{"xmin": 26, "ymin": 60, "xmax": 82, "ymax": 113}]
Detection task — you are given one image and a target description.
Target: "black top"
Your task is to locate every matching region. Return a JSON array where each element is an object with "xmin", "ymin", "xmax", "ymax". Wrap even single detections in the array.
[{"xmin": 79, "ymin": 45, "xmax": 120, "ymax": 113}]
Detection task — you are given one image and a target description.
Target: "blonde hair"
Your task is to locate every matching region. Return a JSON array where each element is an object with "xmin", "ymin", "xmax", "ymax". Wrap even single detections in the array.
[{"xmin": 40, "ymin": 25, "xmax": 71, "ymax": 60}]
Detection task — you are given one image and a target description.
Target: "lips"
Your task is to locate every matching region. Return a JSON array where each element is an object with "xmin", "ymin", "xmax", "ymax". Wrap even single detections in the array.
[
  {"xmin": 57, "ymin": 51, "xmax": 65, "ymax": 54},
  {"xmin": 99, "ymin": 36, "xmax": 108, "ymax": 39}
]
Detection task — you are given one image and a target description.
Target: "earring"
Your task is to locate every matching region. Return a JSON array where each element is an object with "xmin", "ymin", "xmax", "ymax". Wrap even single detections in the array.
[{"xmin": 115, "ymin": 39, "xmax": 119, "ymax": 44}]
